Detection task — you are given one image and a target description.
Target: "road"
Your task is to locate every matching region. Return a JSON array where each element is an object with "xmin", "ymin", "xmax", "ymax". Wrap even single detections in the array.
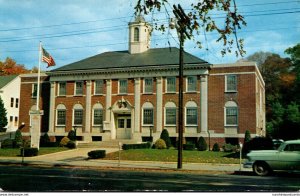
[{"xmin": 0, "ymin": 165, "xmax": 299, "ymax": 192}]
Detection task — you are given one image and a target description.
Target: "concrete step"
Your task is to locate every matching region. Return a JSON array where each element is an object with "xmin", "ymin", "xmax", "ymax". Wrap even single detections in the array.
[{"xmin": 77, "ymin": 140, "xmax": 140, "ymax": 148}]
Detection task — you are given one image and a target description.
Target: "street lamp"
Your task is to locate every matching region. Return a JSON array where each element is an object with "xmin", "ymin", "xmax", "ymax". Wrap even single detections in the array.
[{"xmin": 170, "ymin": 4, "xmax": 192, "ymax": 169}]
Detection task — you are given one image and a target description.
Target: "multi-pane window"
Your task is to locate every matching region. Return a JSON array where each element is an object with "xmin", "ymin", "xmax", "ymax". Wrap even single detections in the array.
[
  {"xmin": 75, "ymin": 81, "xmax": 83, "ymax": 95},
  {"xmin": 144, "ymin": 78, "xmax": 153, "ymax": 93},
  {"xmin": 226, "ymin": 107, "xmax": 238, "ymax": 125},
  {"xmin": 15, "ymin": 98, "xmax": 19, "ymax": 108},
  {"xmin": 119, "ymin": 79, "xmax": 128, "ymax": 94},
  {"xmin": 165, "ymin": 108, "xmax": 176, "ymax": 125},
  {"xmin": 94, "ymin": 80, "xmax": 104, "ymax": 95},
  {"xmin": 187, "ymin": 76, "xmax": 197, "ymax": 92},
  {"xmin": 32, "ymin": 84, "xmax": 37, "ymax": 98},
  {"xmin": 93, "ymin": 109, "xmax": 103, "ymax": 125},
  {"xmin": 186, "ymin": 108, "xmax": 198, "ymax": 125},
  {"xmin": 58, "ymin": 82, "xmax": 66, "ymax": 96},
  {"xmin": 73, "ymin": 109, "xmax": 83, "ymax": 125},
  {"xmin": 166, "ymin": 77, "xmax": 176, "ymax": 93},
  {"xmin": 143, "ymin": 109, "xmax": 154, "ymax": 125},
  {"xmin": 226, "ymin": 75, "xmax": 237, "ymax": 92},
  {"xmin": 14, "ymin": 117, "xmax": 18, "ymax": 126},
  {"xmin": 10, "ymin": 116, "xmax": 13, "ymax": 123},
  {"xmin": 10, "ymin": 98, "xmax": 14, "ymax": 107},
  {"xmin": 56, "ymin": 110, "xmax": 66, "ymax": 125},
  {"xmin": 134, "ymin": 27, "xmax": 139, "ymax": 42}
]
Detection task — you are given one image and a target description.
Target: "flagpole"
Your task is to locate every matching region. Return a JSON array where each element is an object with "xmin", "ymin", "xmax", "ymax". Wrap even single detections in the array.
[{"xmin": 36, "ymin": 41, "xmax": 42, "ymax": 111}]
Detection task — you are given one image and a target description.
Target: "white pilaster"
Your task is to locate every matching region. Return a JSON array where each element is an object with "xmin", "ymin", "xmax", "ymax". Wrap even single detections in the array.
[
  {"xmin": 48, "ymin": 81, "xmax": 56, "ymax": 133},
  {"xmin": 200, "ymin": 75, "xmax": 208, "ymax": 133},
  {"xmin": 105, "ymin": 79, "xmax": 112, "ymax": 122},
  {"xmin": 156, "ymin": 77, "xmax": 163, "ymax": 132},
  {"xmin": 85, "ymin": 80, "xmax": 92, "ymax": 133},
  {"xmin": 134, "ymin": 78, "xmax": 141, "ymax": 133}
]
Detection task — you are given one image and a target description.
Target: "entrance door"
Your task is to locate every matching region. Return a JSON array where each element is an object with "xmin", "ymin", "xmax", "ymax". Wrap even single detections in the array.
[{"xmin": 116, "ymin": 115, "xmax": 131, "ymax": 139}]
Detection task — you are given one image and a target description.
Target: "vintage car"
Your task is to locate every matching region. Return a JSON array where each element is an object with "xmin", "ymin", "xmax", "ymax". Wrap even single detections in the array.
[{"xmin": 244, "ymin": 140, "xmax": 300, "ymax": 176}]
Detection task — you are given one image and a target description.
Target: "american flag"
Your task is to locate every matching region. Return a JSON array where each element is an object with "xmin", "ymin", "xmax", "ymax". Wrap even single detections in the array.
[{"xmin": 42, "ymin": 47, "xmax": 56, "ymax": 67}]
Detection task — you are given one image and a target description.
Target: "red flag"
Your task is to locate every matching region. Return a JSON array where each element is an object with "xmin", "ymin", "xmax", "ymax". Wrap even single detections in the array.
[{"xmin": 42, "ymin": 47, "xmax": 56, "ymax": 67}]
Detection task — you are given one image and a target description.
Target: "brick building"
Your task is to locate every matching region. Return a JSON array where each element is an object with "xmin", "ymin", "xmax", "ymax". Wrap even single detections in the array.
[{"xmin": 18, "ymin": 16, "xmax": 265, "ymax": 146}]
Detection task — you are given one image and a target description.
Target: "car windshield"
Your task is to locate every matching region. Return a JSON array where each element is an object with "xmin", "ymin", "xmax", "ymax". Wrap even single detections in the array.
[{"xmin": 278, "ymin": 142, "xmax": 286, "ymax": 151}]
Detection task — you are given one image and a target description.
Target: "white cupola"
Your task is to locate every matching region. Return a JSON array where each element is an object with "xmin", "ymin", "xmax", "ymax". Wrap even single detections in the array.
[{"xmin": 128, "ymin": 15, "xmax": 152, "ymax": 54}]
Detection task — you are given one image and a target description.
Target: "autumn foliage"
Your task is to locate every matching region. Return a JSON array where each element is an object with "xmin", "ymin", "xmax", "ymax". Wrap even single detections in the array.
[{"xmin": 0, "ymin": 57, "xmax": 29, "ymax": 75}]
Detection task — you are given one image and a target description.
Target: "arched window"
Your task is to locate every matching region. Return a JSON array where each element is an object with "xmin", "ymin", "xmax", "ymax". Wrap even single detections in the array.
[
  {"xmin": 73, "ymin": 104, "xmax": 83, "ymax": 126},
  {"xmin": 93, "ymin": 103, "xmax": 103, "ymax": 126},
  {"xmin": 165, "ymin": 102, "xmax": 176, "ymax": 126},
  {"xmin": 185, "ymin": 101, "xmax": 198, "ymax": 126},
  {"xmin": 224, "ymin": 101, "xmax": 238, "ymax": 126},
  {"xmin": 134, "ymin": 27, "xmax": 139, "ymax": 42},
  {"xmin": 142, "ymin": 102, "xmax": 153, "ymax": 125},
  {"xmin": 56, "ymin": 104, "xmax": 66, "ymax": 126}
]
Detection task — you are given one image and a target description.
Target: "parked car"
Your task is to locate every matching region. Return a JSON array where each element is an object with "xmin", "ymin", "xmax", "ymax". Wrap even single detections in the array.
[
  {"xmin": 244, "ymin": 140, "xmax": 300, "ymax": 176},
  {"xmin": 272, "ymin": 139, "xmax": 284, "ymax": 149}
]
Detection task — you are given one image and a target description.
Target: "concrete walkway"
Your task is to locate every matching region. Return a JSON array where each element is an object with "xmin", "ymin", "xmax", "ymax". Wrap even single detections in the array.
[{"xmin": 0, "ymin": 147, "xmax": 252, "ymax": 173}]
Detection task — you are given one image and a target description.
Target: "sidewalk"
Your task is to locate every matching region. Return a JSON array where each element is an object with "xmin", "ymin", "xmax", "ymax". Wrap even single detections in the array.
[{"xmin": 0, "ymin": 147, "xmax": 252, "ymax": 173}]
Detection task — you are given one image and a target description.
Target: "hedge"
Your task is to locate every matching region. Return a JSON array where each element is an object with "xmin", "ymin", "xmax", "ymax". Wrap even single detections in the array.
[
  {"xmin": 88, "ymin": 150, "xmax": 106, "ymax": 159},
  {"xmin": 183, "ymin": 144, "xmax": 195, "ymax": 151},
  {"xmin": 122, "ymin": 142, "xmax": 151, "ymax": 150},
  {"xmin": 1, "ymin": 139, "xmax": 15, "ymax": 148},
  {"xmin": 20, "ymin": 148, "xmax": 39, "ymax": 157}
]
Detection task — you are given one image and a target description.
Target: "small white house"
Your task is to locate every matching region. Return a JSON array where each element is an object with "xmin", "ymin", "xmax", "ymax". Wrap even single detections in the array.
[{"xmin": 0, "ymin": 75, "xmax": 21, "ymax": 132}]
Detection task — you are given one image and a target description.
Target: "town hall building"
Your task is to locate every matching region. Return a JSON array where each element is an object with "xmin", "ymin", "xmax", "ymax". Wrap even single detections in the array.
[{"xmin": 18, "ymin": 16, "xmax": 266, "ymax": 146}]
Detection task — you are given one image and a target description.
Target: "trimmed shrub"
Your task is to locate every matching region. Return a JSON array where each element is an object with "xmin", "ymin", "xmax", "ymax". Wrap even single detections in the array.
[
  {"xmin": 244, "ymin": 130, "xmax": 251, "ymax": 144},
  {"xmin": 20, "ymin": 148, "xmax": 38, "ymax": 157},
  {"xmin": 59, "ymin": 137, "xmax": 70, "ymax": 147},
  {"xmin": 66, "ymin": 140, "xmax": 76, "ymax": 149},
  {"xmin": 212, "ymin": 143, "xmax": 220, "ymax": 152},
  {"xmin": 183, "ymin": 143, "xmax": 195, "ymax": 151},
  {"xmin": 122, "ymin": 142, "xmax": 151, "ymax": 150},
  {"xmin": 197, "ymin": 137, "xmax": 207, "ymax": 151},
  {"xmin": 40, "ymin": 133, "xmax": 51, "ymax": 147},
  {"xmin": 160, "ymin": 129, "xmax": 172, "ymax": 149},
  {"xmin": 67, "ymin": 130, "xmax": 76, "ymax": 141},
  {"xmin": 223, "ymin": 143, "xmax": 238, "ymax": 152},
  {"xmin": 154, "ymin": 139, "xmax": 167, "ymax": 149},
  {"xmin": 14, "ymin": 129, "xmax": 23, "ymax": 148},
  {"xmin": 1, "ymin": 139, "xmax": 15, "ymax": 148},
  {"xmin": 88, "ymin": 150, "xmax": 106, "ymax": 159},
  {"xmin": 242, "ymin": 137, "xmax": 273, "ymax": 154}
]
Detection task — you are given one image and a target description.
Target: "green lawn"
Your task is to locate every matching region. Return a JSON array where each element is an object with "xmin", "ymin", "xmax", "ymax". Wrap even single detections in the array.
[
  {"xmin": 104, "ymin": 149, "xmax": 242, "ymax": 164},
  {"xmin": 0, "ymin": 147, "xmax": 70, "ymax": 157}
]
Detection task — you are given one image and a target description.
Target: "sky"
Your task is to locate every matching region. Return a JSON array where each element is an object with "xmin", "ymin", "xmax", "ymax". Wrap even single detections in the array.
[{"xmin": 0, "ymin": 0, "xmax": 299, "ymax": 70}]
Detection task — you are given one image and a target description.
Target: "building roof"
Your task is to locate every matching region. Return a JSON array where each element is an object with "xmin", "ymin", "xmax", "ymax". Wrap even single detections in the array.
[
  {"xmin": 52, "ymin": 47, "xmax": 210, "ymax": 72},
  {"xmin": 0, "ymin": 75, "xmax": 18, "ymax": 89}
]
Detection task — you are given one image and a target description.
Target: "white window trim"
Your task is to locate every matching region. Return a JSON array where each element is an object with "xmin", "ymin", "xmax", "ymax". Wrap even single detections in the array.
[
  {"xmin": 94, "ymin": 80, "xmax": 104, "ymax": 95},
  {"xmin": 56, "ymin": 109, "xmax": 66, "ymax": 127},
  {"xmin": 58, "ymin": 82, "xmax": 66, "ymax": 96},
  {"xmin": 166, "ymin": 77, "xmax": 176, "ymax": 93},
  {"xmin": 185, "ymin": 107, "xmax": 198, "ymax": 126},
  {"xmin": 118, "ymin": 79, "xmax": 128, "ymax": 94},
  {"xmin": 143, "ymin": 78, "xmax": 153, "ymax": 94},
  {"xmin": 92, "ymin": 103, "xmax": 104, "ymax": 126},
  {"xmin": 72, "ymin": 104, "xmax": 83, "ymax": 126},
  {"xmin": 142, "ymin": 108, "xmax": 154, "ymax": 126},
  {"xmin": 164, "ymin": 107, "xmax": 177, "ymax": 126},
  {"xmin": 74, "ymin": 81, "xmax": 84, "ymax": 96},
  {"xmin": 224, "ymin": 101, "xmax": 238, "ymax": 126},
  {"xmin": 186, "ymin": 76, "xmax": 197, "ymax": 92},
  {"xmin": 225, "ymin": 75, "xmax": 237, "ymax": 93}
]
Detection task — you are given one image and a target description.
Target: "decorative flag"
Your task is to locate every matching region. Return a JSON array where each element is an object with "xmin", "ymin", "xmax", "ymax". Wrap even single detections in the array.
[{"xmin": 42, "ymin": 47, "xmax": 56, "ymax": 67}]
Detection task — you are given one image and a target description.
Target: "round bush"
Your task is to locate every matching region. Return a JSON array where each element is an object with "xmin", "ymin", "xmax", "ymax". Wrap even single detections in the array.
[
  {"xmin": 197, "ymin": 137, "xmax": 207, "ymax": 151},
  {"xmin": 66, "ymin": 140, "xmax": 76, "ymax": 149},
  {"xmin": 59, "ymin": 136, "xmax": 70, "ymax": 147},
  {"xmin": 67, "ymin": 130, "xmax": 76, "ymax": 141},
  {"xmin": 154, "ymin": 139, "xmax": 167, "ymax": 149},
  {"xmin": 40, "ymin": 133, "xmax": 51, "ymax": 147},
  {"xmin": 212, "ymin": 143, "xmax": 220, "ymax": 152},
  {"xmin": 160, "ymin": 129, "xmax": 172, "ymax": 148}
]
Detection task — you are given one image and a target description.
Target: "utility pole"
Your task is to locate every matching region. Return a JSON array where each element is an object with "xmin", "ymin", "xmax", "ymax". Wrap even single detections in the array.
[{"xmin": 171, "ymin": 4, "xmax": 192, "ymax": 169}]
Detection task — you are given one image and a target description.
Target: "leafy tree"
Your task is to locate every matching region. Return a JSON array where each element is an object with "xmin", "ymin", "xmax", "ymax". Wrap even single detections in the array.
[
  {"xmin": 0, "ymin": 96, "xmax": 7, "ymax": 132},
  {"xmin": 134, "ymin": 0, "xmax": 247, "ymax": 57},
  {"xmin": 246, "ymin": 51, "xmax": 273, "ymax": 66},
  {"xmin": 160, "ymin": 129, "xmax": 172, "ymax": 148},
  {"xmin": 0, "ymin": 57, "xmax": 29, "ymax": 76}
]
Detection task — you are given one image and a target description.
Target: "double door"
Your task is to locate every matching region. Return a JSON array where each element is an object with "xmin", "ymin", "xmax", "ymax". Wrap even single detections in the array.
[{"xmin": 116, "ymin": 115, "xmax": 131, "ymax": 139}]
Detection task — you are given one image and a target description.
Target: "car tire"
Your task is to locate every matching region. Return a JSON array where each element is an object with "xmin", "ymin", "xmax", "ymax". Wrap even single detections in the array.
[{"xmin": 253, "ymin": 162, "xmax": 271, "ymax": 176}]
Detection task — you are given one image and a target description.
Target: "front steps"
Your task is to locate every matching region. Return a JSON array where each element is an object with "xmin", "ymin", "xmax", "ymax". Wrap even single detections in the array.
[{"xmin": 77, "ymin": 140, "xmax": 140, "ymax": 148}]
